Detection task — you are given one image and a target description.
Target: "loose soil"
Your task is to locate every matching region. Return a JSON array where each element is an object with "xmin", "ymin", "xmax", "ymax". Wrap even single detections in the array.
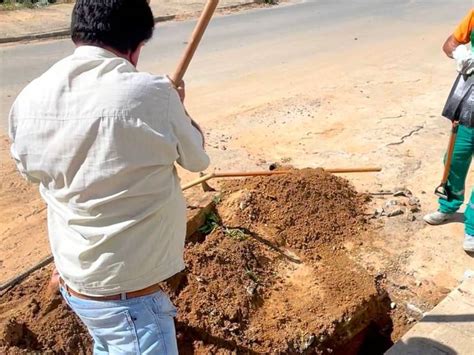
[
  {"xmin": 1, "ymin": 169, "xmax": 390, "ymax": 354},
  {"xmin": 0, "ymin": 264, "xmax": 91, "ymax": 355}
]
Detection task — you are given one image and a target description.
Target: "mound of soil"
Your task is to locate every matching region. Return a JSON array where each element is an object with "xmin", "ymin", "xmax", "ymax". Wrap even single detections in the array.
[
  {"xmin": 220, "ymin": 168, "xmax": 369, "ymax": 262},
  {"xmin": 172, "ymin": 228, "xmax": 276, "ymax": 353},
  {"xmin": 0, "ymin": 265, "xmax": 91, "ymax": 355},
  {"xmin": 173, "ymin": 169, "xmax": 382, "ymax": 353},
  {"xmin": 1, "ymin": 169, "xmax": 383, "ymax": 354}
]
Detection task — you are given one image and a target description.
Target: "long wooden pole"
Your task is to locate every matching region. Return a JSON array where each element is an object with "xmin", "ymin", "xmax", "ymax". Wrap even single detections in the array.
[
  {"xmin": 181, "ymin": 167, "xmax": 382, "ymax": 191},
  {"xmin": 171, "ymin": 0, "xmax": 219, "ymax": 84}
]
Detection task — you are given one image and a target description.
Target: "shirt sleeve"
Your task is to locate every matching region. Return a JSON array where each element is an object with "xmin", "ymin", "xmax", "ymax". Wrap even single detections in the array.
[
  {"xmin": 167, "ymin": 88, "xmax": 210, "ymax": 173},
  {"xmin": 8, "ymin": 99, "xmax": 41, "ymax": 184},
  {"xmin": 454, "ymin": 9, "xmax": 474, "ymax": 44}
]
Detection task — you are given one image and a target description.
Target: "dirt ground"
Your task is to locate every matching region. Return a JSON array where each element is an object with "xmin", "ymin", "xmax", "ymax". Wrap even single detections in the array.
[
  {"xmin": 1, "ymin": 169, "xmax": 390, "ymax": 354},
  {"xmin": 0, "ymin": 264, "xmax": 91, "ymax": 355},
  {"xmin": 2, "ymin": 2, "xmax": 474, "ymax": 353},
  {"xmin": 0, "ymin": 136, "xmax": 48, "ymax": 284}
]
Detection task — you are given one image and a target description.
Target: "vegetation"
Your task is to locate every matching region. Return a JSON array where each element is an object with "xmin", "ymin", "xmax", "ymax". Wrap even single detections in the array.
[
  {"xmin": 0, "ymin": 0, "xmax": 72, "ymax": 11},
  {"xmin": 198, "ymin": 212, "xmax": 221, "ymax": 235}
]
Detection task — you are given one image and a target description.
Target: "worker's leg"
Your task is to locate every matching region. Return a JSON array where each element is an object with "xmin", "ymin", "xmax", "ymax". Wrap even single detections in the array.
[
  {"xmin": 465, "ymin": 189, "xmax": 474, "ymax": 236},
  {"xmin": 439, "ymin": 125, "xmax": 473, "ymax": 213},
  {"xmin": 60, "ymin": 287, "xmax": 178, "ymax": 355}
]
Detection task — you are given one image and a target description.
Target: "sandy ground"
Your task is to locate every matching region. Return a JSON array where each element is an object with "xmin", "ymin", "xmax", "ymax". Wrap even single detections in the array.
[
  {"xmin": 1, "ymin": 1, "xmax": 474, "ymax": 345},
  {"xmin": 0, "ymin": 136, "xmax": 47, "ymax": 284}
]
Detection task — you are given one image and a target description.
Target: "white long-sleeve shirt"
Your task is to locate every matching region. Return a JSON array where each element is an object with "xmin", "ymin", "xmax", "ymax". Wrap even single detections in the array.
[{"xmin": 8, "ymin": 45, "xmax": 210, "ymax": 296}]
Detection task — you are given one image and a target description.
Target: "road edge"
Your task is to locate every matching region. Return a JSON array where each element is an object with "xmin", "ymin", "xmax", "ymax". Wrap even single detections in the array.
[{"xmin": 0, "ymin": 1, "xmax": 262, "ymax": 45}]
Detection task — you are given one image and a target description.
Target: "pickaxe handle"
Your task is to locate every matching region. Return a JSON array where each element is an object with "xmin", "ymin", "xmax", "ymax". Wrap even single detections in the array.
[
  {"xmin": 440, "ymin": 121, "xmax": 459, "ymax": 185},
  {"xmin": 435, "ymin": 120, "xmax": 459, "ymax": 200},
  {"xmin": 181, "ymin": 167, "xmax": 382, "ymax": 191},
  {"xmin": 171, "ymin": 0, "xmax": 219, "ymax": 85}
]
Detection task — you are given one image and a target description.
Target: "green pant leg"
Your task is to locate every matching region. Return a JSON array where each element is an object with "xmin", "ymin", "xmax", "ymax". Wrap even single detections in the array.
[
  {"xmin": 466, "ymin": 189, "xmax": 474, "ymax": 235},
  {"xmin": 439, "ymin": 125, "xmax": 473, "ymax": 213}
]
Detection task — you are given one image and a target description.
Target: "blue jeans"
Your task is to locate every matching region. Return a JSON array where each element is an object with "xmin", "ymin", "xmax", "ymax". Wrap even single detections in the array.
[{"xmin": 60, "ymin": 287, "xmax": 178, "ymax": 354}]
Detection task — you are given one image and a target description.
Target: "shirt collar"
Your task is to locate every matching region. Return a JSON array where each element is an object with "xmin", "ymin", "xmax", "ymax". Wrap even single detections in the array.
[{"xmin": 74, "ymin": 45, "xmax": 120, "ymax": 59}]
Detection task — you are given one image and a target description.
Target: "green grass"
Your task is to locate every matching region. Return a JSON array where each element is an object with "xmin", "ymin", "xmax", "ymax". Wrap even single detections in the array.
[
  {"xmin": 198, "ymin": 212, "xmax": 220, "ymax": 235},
  {"xmin": 223, "ymin": 227, "xmax": 249, "ymax": 241},
  {"xmin": 0, "ymin": 0, "xmax": 35, "ymax": 11},
  {"xmin": 0, "ymin": 0, "xmax": 73, "ymax": 11},
  {"xmin": 245, "ymin": 267, "xmax": 259, "ymax": 283}
]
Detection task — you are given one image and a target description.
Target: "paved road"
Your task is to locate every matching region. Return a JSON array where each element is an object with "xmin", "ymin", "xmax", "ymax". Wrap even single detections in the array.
[{"xmin": 0, "ymin": 0, "xmax": 469, "ymax": 132}]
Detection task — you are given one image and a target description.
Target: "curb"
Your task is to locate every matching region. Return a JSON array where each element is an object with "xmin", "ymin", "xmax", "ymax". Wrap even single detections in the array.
[
  {"xmin": 0, "ymin": 15, "xmax": 176, "ymax": 44},
  {"xmin": 0, "ymin": 0, "xmax": 263, "ymax": 45}
]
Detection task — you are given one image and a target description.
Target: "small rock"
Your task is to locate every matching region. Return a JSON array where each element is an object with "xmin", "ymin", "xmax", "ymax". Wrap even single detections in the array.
[
  {"xmin": 406, "ymin": 213, "xmax": 416, "ymax": 221},
  {"xmin": 409, "ymin": 205, "xmax": 420, "ymax": 213},
  {"xmin": 195, "ymin": 276, "xmax": 205, "ymax": 283},
  {"xmin": 387, "ymin": 208, "xmax": 404, "ymax": 217},
  {"xmin": 269, "ymin": 162, "xmax": 279, "ymax": 171},
  {"xmin": 406, "ymin": 303, "xmax": 424, "ymax": 315},
  {"xmin": 228, "ymin": 323, "xmax": 240, "ymax": 332},
  {"xmin": 415, "ymin": 280, "xmax": 422, "ymax": 287},
  {"xmin": 384, "ymin": 200, "xmax": 399, "ymax": 208},
  {"xmin": 372, "ymin": 208, "xmax": 384, "ymax": 218},
  {"xmin": 463, "ymin": 269, "xmax": 474, "ymax": 280},
  {"xmin": 390, "ymin": 302, "xmax": 397, "ymax": 309},
  {"xmin": 246, "ymin": 284, "xmax": 257, "ymax": 296},
  {"xmin": 408, "ymin": 197, "xmax": 420, "ymax": 206}
]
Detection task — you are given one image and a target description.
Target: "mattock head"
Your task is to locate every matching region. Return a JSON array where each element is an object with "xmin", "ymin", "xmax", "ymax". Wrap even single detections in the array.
[{"xmin": 199, "ymin": 172, "xmax": 216, "ymax": 192}]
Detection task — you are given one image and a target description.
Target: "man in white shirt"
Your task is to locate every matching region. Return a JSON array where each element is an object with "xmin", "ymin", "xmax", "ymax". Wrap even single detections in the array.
[{"xmin": 9, "ymin": 0, "xmax": 209, "ymax": 353}]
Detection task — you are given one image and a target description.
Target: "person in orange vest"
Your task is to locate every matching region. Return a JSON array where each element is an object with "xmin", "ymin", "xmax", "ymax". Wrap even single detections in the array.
[{"xmin": 424, "ymin": 9, "xmax": 474, "ymax": 252}]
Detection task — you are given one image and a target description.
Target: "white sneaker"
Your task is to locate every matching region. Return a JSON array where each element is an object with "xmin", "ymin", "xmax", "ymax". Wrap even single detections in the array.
[
  {"xmin": 423, "ymin": 211, "xmax": 453, "ymax": 225},
  {"xmin": 464, "ymin": 234, "xmax": 474, "ymax": 252}
]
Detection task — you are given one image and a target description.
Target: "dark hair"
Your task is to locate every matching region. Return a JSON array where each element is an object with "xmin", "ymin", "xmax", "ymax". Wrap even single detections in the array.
[{"xmin": 71, "ymin": 0, "xmax": 155, "ymax": 54}]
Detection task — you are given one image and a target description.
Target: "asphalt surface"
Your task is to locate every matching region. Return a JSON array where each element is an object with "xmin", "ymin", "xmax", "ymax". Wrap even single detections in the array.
[{"xmin": 0, "ymin": 0, "xmax": 470, "ymax": 133}]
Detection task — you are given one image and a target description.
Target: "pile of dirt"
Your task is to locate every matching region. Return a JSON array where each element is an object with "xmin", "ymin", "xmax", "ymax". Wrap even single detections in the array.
[
  {"xmin": 171, "ymin": 169, "xmax": 383, "ymax": 353},
  {"xmin": 0, "ymin": 265, "xmax": 91, "ymax": 355},
  {"xmin": 1, "ymin": 169, "xmax": 383, "ymax": 354},
  {"xmin": 220, "ymin": 168, "xmax": 369, "ymax": 262},
  {"xmin": 172, "ymin": 228, "xmax": 276, "ymax": 353}
]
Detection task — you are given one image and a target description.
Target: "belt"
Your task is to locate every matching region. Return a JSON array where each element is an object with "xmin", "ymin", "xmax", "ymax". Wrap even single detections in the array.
[{"xmin": 59, "ymin": 278, "xmax": 163, "ymax": 301}]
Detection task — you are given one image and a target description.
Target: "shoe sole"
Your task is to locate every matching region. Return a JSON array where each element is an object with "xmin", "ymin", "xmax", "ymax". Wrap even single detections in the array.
[{"xmin": 423, "ymin": 218, "xmax": 447, "ymax": 225}]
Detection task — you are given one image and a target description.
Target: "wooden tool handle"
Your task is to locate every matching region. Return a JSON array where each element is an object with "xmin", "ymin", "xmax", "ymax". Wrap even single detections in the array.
[
  {"xmin": 181, "ymin": 167, "xmax": 382, "ymax": 191},
  {"xmin": 171, "ymin": 0, "xmax": 219, "ymax": 84},
  {"xmin": 213, "ymin": 167, "xmax": 382, "ymax": 177},
  {"xmin": 441, "ymin": 121, "xmax": 459, "ymax": 184},
  {"xmin": 181, "ymin": 173, "xmax": 215, "ymax": 190},
  {"xmin": 213, "ymin": 171, "xmax": 290, "ymax": 178},
  {"xmin": 324, "ymin": 167, "xmax": 382, "ymax": 173}
]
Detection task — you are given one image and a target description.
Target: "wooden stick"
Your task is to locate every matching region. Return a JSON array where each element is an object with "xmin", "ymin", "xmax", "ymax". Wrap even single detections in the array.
[
  {"xmin": 325, "ymin": 167, "xmax": 382, "ymax": 174},
  {"xmin": 0, "ymin": 254, "xmax": 54, "ymax": 293},
  {"xmin": 440, "ymin": 121, "xmax": 459, "ymax": 184},
  {"xmin": 171, "ymin": 0, "xmax": 219, "ymax": 84},
  {"xmin": 181, "ymin": 167, "xmax": 382, "ymax": 191}
]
